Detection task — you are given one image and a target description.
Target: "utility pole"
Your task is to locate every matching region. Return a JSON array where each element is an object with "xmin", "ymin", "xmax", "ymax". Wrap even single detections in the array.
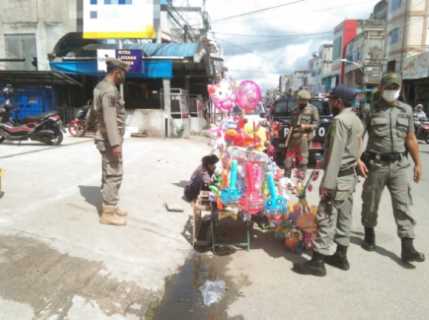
[{"xmin": 156, "ymin": 0, "xmax": 172, "ymax": 138}]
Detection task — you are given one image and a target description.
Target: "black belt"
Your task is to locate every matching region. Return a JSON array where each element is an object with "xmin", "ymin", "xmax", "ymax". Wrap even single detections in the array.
[
  {"xmin": 367, "ymin": 152, "xmax": 406, "ymax": 162},
  {"xmin": 338, "ymin": 167, "xmax": 356, "ymax": 177}
]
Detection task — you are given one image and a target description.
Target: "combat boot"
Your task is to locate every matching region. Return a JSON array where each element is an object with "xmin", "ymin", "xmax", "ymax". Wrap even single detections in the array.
[
  {"xmin": 100, "ymin": 205, "xmax": 127, "ymax": 226},
  {"xmin": 401, "ymin": 238, "xmax": 425, "ymax": 263},
  {"xmin": 115, "ymin": 207, "xmax": 128, "ymax": 217},
  {"xmin": 361, "ymin": 227, "xmax": 376, "ymax": 251},
  {"xmin": 293, "ymin": 251, "xmax": 327, "ymax": 277},
  {"xmin": 325, "ymin": 245, "xmax": 350, "ymax": 271}
]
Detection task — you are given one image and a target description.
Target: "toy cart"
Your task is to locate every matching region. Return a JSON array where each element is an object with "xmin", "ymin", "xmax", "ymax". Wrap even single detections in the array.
[
  {"xmin": 192, "ymin": 191, "xmax": 212, "ymax": 248},
  {"xmin": 192, "ymin": 191, "xmax": 252, "ymax": 253},
  {"xmin": 210, "ymin": 204, "xmax": 252, "ymax": 253}
]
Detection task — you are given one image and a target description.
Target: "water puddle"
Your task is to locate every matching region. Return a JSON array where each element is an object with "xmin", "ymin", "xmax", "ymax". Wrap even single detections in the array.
[{"xmin": 153, "ymin": 253, "xmax": 248, "ymax": 320}]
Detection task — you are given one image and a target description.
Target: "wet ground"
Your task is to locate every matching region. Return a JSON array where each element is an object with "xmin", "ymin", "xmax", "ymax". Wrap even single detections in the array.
[
  {"xmin": 153, "ymin": 253, "xmax": 247, "ymax": 320},
  {"xmin": 153, "ymin": 218, "xmax": 252, "ymax": 320}
]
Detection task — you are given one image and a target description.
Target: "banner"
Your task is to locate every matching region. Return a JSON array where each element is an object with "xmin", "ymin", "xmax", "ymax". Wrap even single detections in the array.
[
  {"xmin": 116, "ymin": 49, "xmax": 143, "ymax": 73},
  {"xmin": 83, "ymin": 0, "xmax": 156, "ymax": 39}
]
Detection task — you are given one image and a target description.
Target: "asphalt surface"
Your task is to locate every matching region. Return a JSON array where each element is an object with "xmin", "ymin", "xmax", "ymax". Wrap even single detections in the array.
[
  {"xmin": 0, "ymin": 135, "xmax": 211, "ymax": 319},
  {"xmin": 0, "ymin": 136, "xmax": 428, "ymax": 320}
]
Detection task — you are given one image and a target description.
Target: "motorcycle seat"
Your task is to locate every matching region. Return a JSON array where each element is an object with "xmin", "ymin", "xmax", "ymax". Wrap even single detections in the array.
[
  {"xmin": 24, "ymin": 111, "xmax": 57, "ymax": 121},
  {"xmin": 1, "ymin": 124, "xmax": 32, "ymax": 134}
]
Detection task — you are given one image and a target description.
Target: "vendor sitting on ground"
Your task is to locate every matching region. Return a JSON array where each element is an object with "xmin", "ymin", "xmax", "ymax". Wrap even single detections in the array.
[{"xmin": 184, "ymin": 155, "xmax": 219, "ymax": 202}]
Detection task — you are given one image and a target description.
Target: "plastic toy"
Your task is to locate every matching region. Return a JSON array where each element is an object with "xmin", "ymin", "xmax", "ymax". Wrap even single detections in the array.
[
  {"xmin": 239, "ymin": 162, "xmax": 265, "ymax": 215},
  {"xmin": 220, "ymin": 160, "xmax": 242, "ymax": 204},
  {"xmin": 235, "ymin": 80, "xmax": 262, "ymax": 113},
  {"xmin": 264, "ymin": 173, "xmax": 287, "ymax": 220}
]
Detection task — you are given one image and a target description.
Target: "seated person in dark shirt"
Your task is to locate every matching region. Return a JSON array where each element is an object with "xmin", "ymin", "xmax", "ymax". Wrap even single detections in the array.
[{"xmin": 184, "ymin": 155, "xmax": 219, "ymax": 202}]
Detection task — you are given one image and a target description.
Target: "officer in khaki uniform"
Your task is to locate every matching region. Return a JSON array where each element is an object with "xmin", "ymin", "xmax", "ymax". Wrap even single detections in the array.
[
  {"xmin": 359, "ymin": 73, "xmax": 425, "ymax": 263},
  {"xmin": 284, "ymin": 90, "xmax": 320, "ymax": 177},
  {"xmin": 294, "ymin": 85, "xmax": 364, "ymax": 276},
  {"xmin": 94, "ymin": 58, "xmax": 129, "ymax": 226}
]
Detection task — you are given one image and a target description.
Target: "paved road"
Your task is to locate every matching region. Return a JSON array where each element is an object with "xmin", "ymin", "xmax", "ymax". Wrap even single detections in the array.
[
  {"xmin": 224, "ymin": 142, "xmax": 429, "ymax": 320},
  {"xmin": 1, "ymin": 136, "xmax": 429, "ymax": 320},
  {"xmin": 0, "ymin": 135, "xmax": 211, "ymax": 320}
]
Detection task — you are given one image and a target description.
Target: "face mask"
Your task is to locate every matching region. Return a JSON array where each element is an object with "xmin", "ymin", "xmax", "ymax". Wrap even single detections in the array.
[{"xmin": 382, "ymin": 90, "xmax": 400, "ymax": 103}]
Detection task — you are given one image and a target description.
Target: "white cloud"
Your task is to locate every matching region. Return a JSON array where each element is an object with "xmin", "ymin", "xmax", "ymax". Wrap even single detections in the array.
[{"xmin": 177, "ymin": 0, "xmax": 381, "ymax": 89}]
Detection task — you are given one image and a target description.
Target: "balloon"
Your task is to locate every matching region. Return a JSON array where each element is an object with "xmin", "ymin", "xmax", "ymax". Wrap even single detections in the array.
[
  {"xmin": 235, "ymin": 80, "xmax": 262, "ymax": 113},
  {"xmin": 208, "ymin": 79, "xmax": 236, "ymax": 112}
]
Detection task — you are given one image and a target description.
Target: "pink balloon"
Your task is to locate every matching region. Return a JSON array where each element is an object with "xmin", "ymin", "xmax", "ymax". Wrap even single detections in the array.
[
  {"xmin": 208, "ymin": 79, "xmax": 236, "ymax": 112},
  {"xmin": 235, "ymin": 80, "xmax": 262, "ymax": 113}
]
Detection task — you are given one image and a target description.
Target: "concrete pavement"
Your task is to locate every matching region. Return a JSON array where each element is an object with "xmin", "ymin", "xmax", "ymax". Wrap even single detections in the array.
[
  {"xmin": 1, "ymin": 136, "xmax": 429, "ymax": 320},
  {"xmin": 0, "ymin": 135, "xmax": 211, "ymax": 319}
]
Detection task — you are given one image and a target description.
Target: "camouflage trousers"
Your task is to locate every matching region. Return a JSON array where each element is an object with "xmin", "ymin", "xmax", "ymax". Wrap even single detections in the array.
[
  {"xmin": 313, "ymin": 174, "xmax": 357, "ymax": 255},
  {"xmin": 96, "ymin": 141, "xmax": 123, "ymax": 206},
  {"xmin": 361, "ymin": 159, "xmax": 415, "ymax": 239},
  {"xmin": 284, "ymin": 136, "xmax": 309, "ymax": 177}
]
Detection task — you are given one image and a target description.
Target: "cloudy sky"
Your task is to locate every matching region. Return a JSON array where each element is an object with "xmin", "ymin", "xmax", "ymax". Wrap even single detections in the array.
[{"xmin": 176, "ymin": 0, "xmax": 381, "ymax": 90}]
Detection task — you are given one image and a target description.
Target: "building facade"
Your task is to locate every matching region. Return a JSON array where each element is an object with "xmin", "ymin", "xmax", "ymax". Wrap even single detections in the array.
[
  {"xmin": 0, "ymin": 0, "xmax": 79, "ymax": 71},
  {"xmin": 344, "ymin": 18, "xmax": 386, "ymax": 88},
  {"xmin": 385, "ymin": 0, "xmax": 429, "ymax": 73},
  {"xmin": 331, "ymin": 20, "xmax": 362, "ymax": 85}
]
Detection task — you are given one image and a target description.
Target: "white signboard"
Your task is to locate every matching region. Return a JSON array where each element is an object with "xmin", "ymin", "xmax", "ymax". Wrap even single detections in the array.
[
  {"xmin": 84, "ymin": 0, "xmax": 156, "ymax": 39},
  {"xmin": 97, "ymin": 49, "xmax": 116, "ymax": 72}
]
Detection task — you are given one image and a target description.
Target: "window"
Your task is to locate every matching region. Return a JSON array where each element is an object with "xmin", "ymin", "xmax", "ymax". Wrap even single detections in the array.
[
  {"xmin": 4, "ymin": 33, "xmax": 37, "ymax": 71},
  {"xmin": 390, "ymin": 0, "xmax": 401, "ymax": 13},
  {"xmin": 90, "ymin": 0, "xmax": 97, "ymax": 4},
  {"xmin": 389, "ymin": 28, "xmax": 400, "ymax": 45},
  {"xmin": 333, "ymin": 37, "xmax": 342, "ymax": 60},
  {"xmin": 90, "ymin": 11, "xmax": 98, "ymax": 19}
]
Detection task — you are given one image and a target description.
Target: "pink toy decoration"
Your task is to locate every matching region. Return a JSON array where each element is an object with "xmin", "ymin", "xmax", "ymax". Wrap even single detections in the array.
[
  {"xmin": 235, "ymin": 80, "xmax": 262, "ymax": 113},
  {"xmin": 239, "ymin": 162, "xmax": 265, "ymax": 215},
  {"xmin": 208, "ymin": 79, "xmax": 236, "ymax": 112}
]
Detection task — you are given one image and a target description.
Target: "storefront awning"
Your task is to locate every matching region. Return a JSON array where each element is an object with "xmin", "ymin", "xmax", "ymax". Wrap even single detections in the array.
[
  {"xmin": 0, "ymin": 70, "xmax": 82, "ymax": 86},
  {"xmin": 50, "ymin": 59, "xmax": 173, "ymax": 79}
]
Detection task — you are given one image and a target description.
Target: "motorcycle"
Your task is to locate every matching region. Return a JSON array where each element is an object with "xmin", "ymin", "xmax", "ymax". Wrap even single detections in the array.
[
  {"xmin": 0, "ymin": 86, "xmax": 64, "ymax": 145},
  {"xmin": 415, "ymin": 118, "xmax": 429, "ymax": 144},
  {"xmin": 68, "ymin": 104, "xmax": 94, "ymax": 137}
]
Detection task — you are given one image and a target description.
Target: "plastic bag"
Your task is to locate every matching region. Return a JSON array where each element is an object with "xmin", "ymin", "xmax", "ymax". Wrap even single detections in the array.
[{"xmin": 199, "ymin": 280, "xmax": 226, "ymax": 306}]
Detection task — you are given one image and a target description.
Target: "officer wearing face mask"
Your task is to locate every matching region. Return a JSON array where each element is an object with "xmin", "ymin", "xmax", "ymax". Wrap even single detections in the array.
[
  {"xmin": 284, "ymin": 90, "xmax": 319, "ymax": 178},
  {"xmin": 358, "ymin": 73, "xmax": 425, "ymax": 264},
  {"xmin": 94, "ymin": 58, "xmax": 129, "ymax": 226}
]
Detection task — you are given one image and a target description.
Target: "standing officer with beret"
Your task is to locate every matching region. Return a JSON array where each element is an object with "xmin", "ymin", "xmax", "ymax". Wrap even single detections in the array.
[{"xmin": 94, "ymin": 58, "xmax": 129, "ymax": 226}]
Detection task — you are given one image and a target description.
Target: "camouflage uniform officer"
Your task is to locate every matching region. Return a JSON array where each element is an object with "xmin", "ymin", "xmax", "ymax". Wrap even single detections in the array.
[
  {"xmin": 359, "ymin": 73, "xmax": 425, "ymax": 264},
  {"xmin": 285, "ymin": 90, "xmax": 319, "ymax": 178},
  {"xmin": 94, "ymin": 58, "xmax": 129, "ymax": 226},
  {"xmin": 294, "ymin": 85, "xmax": 364, "ymax": 276}
]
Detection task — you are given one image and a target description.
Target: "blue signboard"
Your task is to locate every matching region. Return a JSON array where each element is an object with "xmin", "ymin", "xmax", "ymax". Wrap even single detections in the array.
[{"xmin": 116, "ymin": 49, "xmax": 143, "ymax": 73}]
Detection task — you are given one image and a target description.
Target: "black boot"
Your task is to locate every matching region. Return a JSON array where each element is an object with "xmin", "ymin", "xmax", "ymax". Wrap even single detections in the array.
[
  {"xmin": 361, "ymin": 227, "xmax": 376, "ymax": 251},
  {"xmin": 293, "ymin": 251, "xmax": 327, "ymax": 277},
  {"xmin": 325, "ymin": 245, "xmax": 350, "ymax": 271},
  {"xmin": 401, "ymin": 238, "xmax": 425, "ymax": 263}
]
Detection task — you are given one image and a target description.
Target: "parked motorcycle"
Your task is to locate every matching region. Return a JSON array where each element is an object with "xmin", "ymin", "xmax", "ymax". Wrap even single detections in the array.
[
  {"xmin": 0, "ymin": 85, "xmax": 64, "ymax": 145},
  {"xmin": 68, "ymin": 103, "xmax": 94, "ymax": 137},
  {"xmin": 415, "ymin": 118, "xmax": 429, "ymax": 144}
]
